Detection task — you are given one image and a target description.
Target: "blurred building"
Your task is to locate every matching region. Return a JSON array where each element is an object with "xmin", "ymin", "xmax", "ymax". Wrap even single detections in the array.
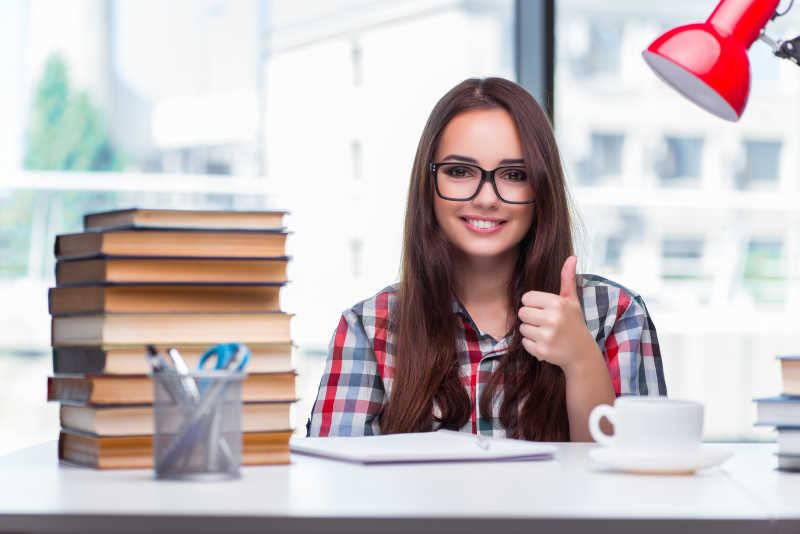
[
  {"xmin": 23, "ymin": 0, "xmax": 264, "ymax": 175},
  {"xmin": 262, "ymin": 0, "xmax": 514, "ymax": 350},
  {"xmin": 556, "ymin": 0, "xmax": 800, "ymax": 438},
  {"xmin": 1, "ymin": 0, "xmax": 797, "ymax": 444}
]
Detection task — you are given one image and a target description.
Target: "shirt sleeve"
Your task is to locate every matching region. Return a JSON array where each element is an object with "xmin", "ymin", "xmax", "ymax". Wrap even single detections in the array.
[
  {"xmin": 306, "ymin": 308, "xmax": 385, "ymax": 437},
  {"xmin": 605, "ymin": 293, "xmax": 668, "ymax": 397}
]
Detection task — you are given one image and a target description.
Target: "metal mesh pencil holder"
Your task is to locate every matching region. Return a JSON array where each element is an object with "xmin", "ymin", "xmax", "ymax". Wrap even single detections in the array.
[{"xmin": 152, "ymin": 370, "xmax": 246, "ymax": 481}]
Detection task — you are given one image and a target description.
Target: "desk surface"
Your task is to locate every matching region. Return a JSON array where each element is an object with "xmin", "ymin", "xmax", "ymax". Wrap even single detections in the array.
[{"xmin": 0, "ymin": 441, "xmax": 797, "ymax": 534}]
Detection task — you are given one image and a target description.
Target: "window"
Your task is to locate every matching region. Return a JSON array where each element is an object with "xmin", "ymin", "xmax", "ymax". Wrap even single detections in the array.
[
  {"xmin": 578, "ymin": 133, "xmax": 624, "ymax": 184},
  {"xmin": 603, "ymin": 236, "xmax": 624, "ymax": 270},
  {"xmin": 743, "ymin": 238, "xmax": 785, "ymax": 307},
  {"xmin": 350, "ymin": 238, "xmax": 363, "ymax": 278},
  {"xmin": 656, "ymin": 136, "xmax": 703, "ymax": 185},
  {"xmin": 557, "ymin": 0, "xmax": 800, "ymax": 441},
  {"xmin": 351, "ymin": 139, "xmax": 363, "ymax": 181},
  {"xmin": 206, "ymin": 161, "xmax": 231, "ymax": 175},
  {"xmin": 0, "ymin": 0, "xmax": 516, "ymax": 454},
  {"xmin": 351, "ymin": 40, "xmax": 363, "ymax": 87},
  {"xmin": 567, "ymin": 21, "xmax": 623, "ymax": 79},
  {"xmin": 661, "ymin": 237, "xmax": 704, "ymax": 280},
  {"xmin": 735, "ymin": 140, "xmax": 782, "ymax": 190}
]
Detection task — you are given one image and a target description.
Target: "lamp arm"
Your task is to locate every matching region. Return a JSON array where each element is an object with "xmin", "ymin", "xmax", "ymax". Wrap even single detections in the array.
[
  {"xmin": 759, "ymin": 30, "xmax": 800, "ymax": 65},
  {"xmin": 775, "ymin": 35, "xmax": 800, "ymax": 65},
  {"xmin": 763, "ymin": 0, "xmax": 800, "ymax": 65}
]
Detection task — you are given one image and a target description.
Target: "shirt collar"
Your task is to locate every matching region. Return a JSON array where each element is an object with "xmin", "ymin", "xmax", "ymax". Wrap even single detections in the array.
[{"xmin": 451, "ymin": 296, "xmax": 512, "ymax": 349}]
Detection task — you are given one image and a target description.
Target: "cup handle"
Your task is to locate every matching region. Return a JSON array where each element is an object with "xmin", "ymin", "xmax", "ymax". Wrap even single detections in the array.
[{"xmin": 588, "ymin": 404, "xmax": 616, "ymax": 446}]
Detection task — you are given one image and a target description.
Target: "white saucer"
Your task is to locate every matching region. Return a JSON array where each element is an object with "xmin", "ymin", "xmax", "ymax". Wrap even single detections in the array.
[{"xmin": 589, "ymin": 446, "xmax": 733, "ymax": 475}]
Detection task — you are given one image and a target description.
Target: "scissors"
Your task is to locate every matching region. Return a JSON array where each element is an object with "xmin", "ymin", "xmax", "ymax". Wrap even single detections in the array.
[{"xmin": 197, "ymin": 342, "xmax": 250, "ymax": 372}]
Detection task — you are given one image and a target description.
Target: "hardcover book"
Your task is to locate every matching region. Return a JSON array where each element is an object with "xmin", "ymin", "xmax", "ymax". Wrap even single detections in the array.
[
  {"xmin": 83, "ymin": 208, "xmax": 287, "ymax": 231},
  {"xmin": 51, "ymin": 312, "xmax": 292, "ymax": 346},
  {"xmin": 48, "ymin": 283, "xmax": 284, "ymax": 315},
  {"xmin": 60, "ymin": 401, "xmax": 292, "ymax": 436},
  {"xmin": 56, "ymin": 256, "xmax": 289, "ymax": 285},
  {"xmin": 55, "ymin": 229, "xmax": 288, "ymax": 260},
  {"xmin": 52, "ymin": 343, "xmax": 293, "ymax": 375},
  {"xmin": 754, "ymin": 395, "xmax": 800, "ymax": 426},
  {"xmin": 59, "ymin": 428, "xmax": 293, "ymax": 469},
  {"xmin": 779, "ymin": 355, "xmax": 800, "ymax": 397},
  {"xmin": 48, "ymin": 371, "xmax": 297, "ymax": 405}
]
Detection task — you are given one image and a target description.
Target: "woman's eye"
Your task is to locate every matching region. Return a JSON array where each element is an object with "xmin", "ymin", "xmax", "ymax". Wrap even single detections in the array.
[
  {"xmin": 445, "ymin": 166, "xmax": 474, "ymax": 178},
  {"xmin": 501, "ymin": 169, "xmax": 527, "ymax": 181}
]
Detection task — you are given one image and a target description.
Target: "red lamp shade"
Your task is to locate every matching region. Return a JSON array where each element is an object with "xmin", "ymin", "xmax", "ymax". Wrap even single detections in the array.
[{"xmin": 643, "ymin": 0, "xmax": 780, "ymax": 121}]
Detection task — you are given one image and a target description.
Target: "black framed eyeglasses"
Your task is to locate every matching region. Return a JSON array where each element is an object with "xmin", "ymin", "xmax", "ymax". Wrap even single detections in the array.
[{"xmin": 429, "ymin": 162, "xmax": 536, "ymax": 204}]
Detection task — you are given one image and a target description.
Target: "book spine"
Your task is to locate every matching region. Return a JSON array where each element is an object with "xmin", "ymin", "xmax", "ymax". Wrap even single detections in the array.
[
  {"xmin": 52, "ymin": 347, "xmax": 108, "ymax": 374},
  {"xmin": 47, "ymin": 376, "xmax": 91, "ymax": 403}
]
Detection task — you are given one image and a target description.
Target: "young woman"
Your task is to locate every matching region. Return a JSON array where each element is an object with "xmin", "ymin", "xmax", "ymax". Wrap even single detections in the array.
[{"xmin": 307, "ymin": 77, "xmax": 667, "ymax": 442}]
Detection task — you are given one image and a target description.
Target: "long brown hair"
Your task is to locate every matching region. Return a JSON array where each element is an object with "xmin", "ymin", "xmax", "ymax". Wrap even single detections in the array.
[{"xmin": 380, "ymin": 78, "xmax": 573, "ymax": 441}]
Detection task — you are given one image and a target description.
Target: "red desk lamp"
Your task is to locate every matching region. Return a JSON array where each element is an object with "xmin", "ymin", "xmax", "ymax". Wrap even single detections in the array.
[{"xmin": 643, "ymin": 0, "xmax": 800, "ymax": 121}]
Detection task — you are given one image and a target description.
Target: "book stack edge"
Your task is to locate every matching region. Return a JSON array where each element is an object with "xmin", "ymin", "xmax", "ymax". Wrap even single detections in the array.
[
  {"xmin": 48, "ymin": 208, "xmax": 296, "ymax": 469},
  {"xmin": 754, "ymin": 355, "xmax": 800, "ymax": 472}
]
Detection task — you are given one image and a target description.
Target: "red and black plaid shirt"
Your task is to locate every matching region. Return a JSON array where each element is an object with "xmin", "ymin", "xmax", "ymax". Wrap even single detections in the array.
[{"xmin": 308, "ymin": 274, "xmax": 667, "ymax": 438}]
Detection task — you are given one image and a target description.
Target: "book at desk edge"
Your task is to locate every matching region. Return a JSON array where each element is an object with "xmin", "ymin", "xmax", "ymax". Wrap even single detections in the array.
[
  {"xmin": 754, "ymin": 395, "xmax": 800, "ymax": 426},
  {"xmin": 48, "ymin": 283, "xmax": 284, "ymax": 315},
  {"xmin": 55, "ymin": 228, "xmax": 288, "ymax": 260},
  {"xmin": 776, "ymin": 453, "xmax": 800, "ymax": 472},
  {"xmin": 51, "ymin": 312, "xmax": 292, "ymax": 346},
  {"xmin": 52, "ymin": 343, "xmax": 294, "ymax": 374},
  {"xmin": 60, "ymin": 401, "xmax": 294, "ymax": 436},
  {"xmin": 55, "ymin": 255, "xmax": 290, "ymax": 285},
  {"xmin": 289, "ymin": 430, "xmax": 556, "ymax": 464},
  {"xmin": 84, "ymin": 208, "xmax": 288, "ymax": 232},
  {"xmin": 59, "ymin": 428, "xmax": 293, "ymax": 469},
  {"xmin": 778, "ymin": 355, "xmax": 800, "ymax": 397},
  {"xmin": 47, "ymin": 371, "xmax": 297, "ymax": 405}
]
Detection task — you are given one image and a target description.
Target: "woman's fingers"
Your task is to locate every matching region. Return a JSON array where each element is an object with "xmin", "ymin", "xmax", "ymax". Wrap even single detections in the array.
[
  {"xmin": 521, "ymin": 290, "xmax": 560, "ymax": 308},
  {"xmin": 519, "ymin": 322, "xmax": 539, "ymax": 341},
  {"xmin": 518, "ymin": 305, "xmax": 548, "ymax": 326}
]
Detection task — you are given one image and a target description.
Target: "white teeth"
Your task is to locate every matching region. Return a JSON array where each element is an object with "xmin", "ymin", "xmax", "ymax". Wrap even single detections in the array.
[{"xmin": 466, "ymin": 218, "xmax": 500, "ymax": 229}]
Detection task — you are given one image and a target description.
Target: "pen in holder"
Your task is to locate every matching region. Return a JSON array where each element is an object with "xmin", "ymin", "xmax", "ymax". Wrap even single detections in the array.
[{"xmin": 149, "ymin": 344, "xmax": 248, "ymax": 481}]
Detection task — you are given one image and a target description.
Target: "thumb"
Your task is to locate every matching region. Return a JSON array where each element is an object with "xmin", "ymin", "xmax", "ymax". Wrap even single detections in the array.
[{"xmin": 559, "ymin": 256, "xmax": 578, "ymax": 300}]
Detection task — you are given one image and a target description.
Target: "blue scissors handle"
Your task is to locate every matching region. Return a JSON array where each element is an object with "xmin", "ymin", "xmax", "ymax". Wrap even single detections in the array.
[{"xmin": 197, "ymin": 343, "xmax": 250, "ymax": 372}]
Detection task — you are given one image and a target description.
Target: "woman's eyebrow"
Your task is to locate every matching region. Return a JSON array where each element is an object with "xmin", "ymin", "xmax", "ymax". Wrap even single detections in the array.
[
  {"xmin": 440, "ymin": 154, "xmax": 525, "ymax": 165},
  {"xmin": 440, "ymin": 154, "xmax": 478, "ymax": 163}
]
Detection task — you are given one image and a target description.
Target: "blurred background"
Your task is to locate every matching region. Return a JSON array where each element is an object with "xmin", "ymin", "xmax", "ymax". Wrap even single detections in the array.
[{"xmin": 0, "ymin": 0, "xmax": 798, "ymax": 453}]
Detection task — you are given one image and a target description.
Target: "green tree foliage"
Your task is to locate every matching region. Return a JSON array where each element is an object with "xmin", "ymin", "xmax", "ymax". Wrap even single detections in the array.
[
  {"xmin": 2, "ymin": 53, "xmax": 123, "ymax": 280},
  {"xmin": 0, "ymin": 192, "xmax": 35, "ymax": 278},
  {"xmin": 25, "ymin": 53, "xmax": 123, "ymax": 171}
]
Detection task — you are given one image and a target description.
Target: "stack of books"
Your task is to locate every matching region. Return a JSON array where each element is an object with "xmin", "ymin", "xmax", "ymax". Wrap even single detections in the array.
[
  {"xmin": 754, "ymin": 355, "xmax": 800, "ymax": 471},
  {"xmin": 47, "ymin": 208, "xmax": 296, "ymax": 469}
]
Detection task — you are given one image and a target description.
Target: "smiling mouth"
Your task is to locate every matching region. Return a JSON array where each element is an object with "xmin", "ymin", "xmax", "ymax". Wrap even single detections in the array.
[{"xmin": 462, "ymin": 217, "xmax": 505, "ymax": 230}]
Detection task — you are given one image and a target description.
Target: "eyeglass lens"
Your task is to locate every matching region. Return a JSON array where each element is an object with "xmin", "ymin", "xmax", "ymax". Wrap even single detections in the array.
[{"xmin": 435, "ymin": 163, "xmax": 534, "ymax": 203}]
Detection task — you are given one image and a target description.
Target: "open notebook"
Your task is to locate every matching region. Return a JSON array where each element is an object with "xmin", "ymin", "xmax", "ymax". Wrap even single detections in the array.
[{"xmin": 289, "ymin": 430, "xmax": 556, "ymax": 464}]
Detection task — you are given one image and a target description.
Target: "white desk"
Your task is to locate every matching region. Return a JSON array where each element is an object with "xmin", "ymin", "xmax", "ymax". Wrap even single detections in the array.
[{"xmin": 0, "ymin": 442, "xmax": 797, "ymax": 533}]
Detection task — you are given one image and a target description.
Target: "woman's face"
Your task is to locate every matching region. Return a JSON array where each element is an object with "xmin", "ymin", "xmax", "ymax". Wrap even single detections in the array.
[{"xmin": 432, "ymin": 108, "xmax": 535, "ymax": 263}]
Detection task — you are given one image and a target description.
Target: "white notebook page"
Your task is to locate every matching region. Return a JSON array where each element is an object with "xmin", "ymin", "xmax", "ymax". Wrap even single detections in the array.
[{"xmin": 290, "ymin": 430, "xmax": 556, "ymax": 464}]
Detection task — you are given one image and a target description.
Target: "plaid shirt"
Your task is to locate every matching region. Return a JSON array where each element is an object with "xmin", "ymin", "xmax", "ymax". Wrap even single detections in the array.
[{"xmin": 308, "ymin": 274, "xmax": 667, "ymax": 438}]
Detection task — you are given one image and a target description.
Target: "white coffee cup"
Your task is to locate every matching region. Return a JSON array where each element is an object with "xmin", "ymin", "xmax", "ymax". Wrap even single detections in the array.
[{"xmin": 588, "ymin": 397, "xmax": 704, "ymax": 455}]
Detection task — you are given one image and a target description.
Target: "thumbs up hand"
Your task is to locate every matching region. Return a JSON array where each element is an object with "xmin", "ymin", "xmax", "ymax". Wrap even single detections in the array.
[{"xmin": 518, "ymin": 256, "xmax": 598, "ymax": 374}]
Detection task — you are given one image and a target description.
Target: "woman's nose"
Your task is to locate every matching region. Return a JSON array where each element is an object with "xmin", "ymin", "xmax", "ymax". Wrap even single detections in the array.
[{"xmin": 471, "ymin": 177, "xmax": 501, "ymax": 208}]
